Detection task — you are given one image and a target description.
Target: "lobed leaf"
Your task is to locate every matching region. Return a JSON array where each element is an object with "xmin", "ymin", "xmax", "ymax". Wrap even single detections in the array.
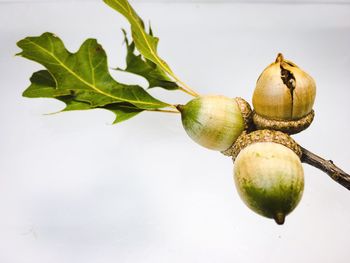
[
  {"xmin": 117, "ymin": 29, "xmax": 178, "ymax": 90},
  {"xmin": 17, "ymin": 32, "xmax": 174, "ymax": 123},
  {"xmin": 17, "ymin": 32, "xmax": 169, "ymax": 110}
]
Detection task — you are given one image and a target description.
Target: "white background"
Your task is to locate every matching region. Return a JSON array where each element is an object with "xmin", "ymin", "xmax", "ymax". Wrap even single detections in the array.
[{"xmin": 1, "ymin": 0, "xmax": 350, "ymax": 262}]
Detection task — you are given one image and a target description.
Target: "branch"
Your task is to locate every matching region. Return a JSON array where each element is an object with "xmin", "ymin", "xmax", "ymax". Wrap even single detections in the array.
[{"xmin": 300, "ymin": 146, "xmax": 350, "ymax": 190}]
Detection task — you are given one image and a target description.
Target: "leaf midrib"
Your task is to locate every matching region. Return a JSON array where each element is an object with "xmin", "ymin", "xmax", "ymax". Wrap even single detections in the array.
[{"xmin": 25, "ymin": 38, "xmax": 165, "ymax": 108}]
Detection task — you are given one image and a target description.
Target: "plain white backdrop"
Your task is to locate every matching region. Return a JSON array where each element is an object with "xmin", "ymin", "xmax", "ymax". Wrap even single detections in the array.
[{"xmin": 1, "ymin": 1, "xmax": 350, "ymax": 262}]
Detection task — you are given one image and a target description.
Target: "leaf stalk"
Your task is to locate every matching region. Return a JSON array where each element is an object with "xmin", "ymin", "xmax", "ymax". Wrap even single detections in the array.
[{"xmin": 147, "ymin": 108, "xmax": 180, "ymax": 114}]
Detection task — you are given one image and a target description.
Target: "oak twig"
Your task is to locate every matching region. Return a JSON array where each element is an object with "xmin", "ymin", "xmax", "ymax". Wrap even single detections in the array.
[{"xmin": 300, "ymin": 146, "xmax": 350, "ymax": 190}]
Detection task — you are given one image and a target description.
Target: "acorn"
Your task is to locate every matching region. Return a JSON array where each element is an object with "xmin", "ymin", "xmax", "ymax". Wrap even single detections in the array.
[
  {"xmin": 177, "ymin": 95, "xmax": 252, "ymax": 151},
  {"xmin": 230, "ymin": 130, "xmax": 304, "ymax": 225},
  {"xmin": 252, "ymin": 53, "xmax": 316, "ymax": 134}
]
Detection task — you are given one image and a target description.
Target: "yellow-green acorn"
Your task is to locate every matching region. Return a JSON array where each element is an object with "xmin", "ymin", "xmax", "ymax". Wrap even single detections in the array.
[
  {"xmin": 177, "ymin": 95, "xmax": 251, "ymax": 151},
  {"xmin": 252, "ymin": 53, "xmax": 316, "ymax": 134},
  {"xmin": 234, "ymin": 140, "xmax": 304, "ymax": 225}
]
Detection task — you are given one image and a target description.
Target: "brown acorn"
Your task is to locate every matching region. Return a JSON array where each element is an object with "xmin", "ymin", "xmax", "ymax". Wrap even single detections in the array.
[{"xmin": 252, "ymin": 53, "xmax": 316, "ymax": 134}]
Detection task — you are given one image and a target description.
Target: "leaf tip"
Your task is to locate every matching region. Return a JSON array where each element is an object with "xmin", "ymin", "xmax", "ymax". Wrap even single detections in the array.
[
  {"xmin": 14, "ymin": 52, "xmax": 23, "ymax": 57},
  {"xmin": 22, "ymin": 89, "xmax": 30, "ymax": 98}
]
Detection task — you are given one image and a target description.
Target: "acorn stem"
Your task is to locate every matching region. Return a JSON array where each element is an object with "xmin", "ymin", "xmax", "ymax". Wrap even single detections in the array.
[
  {"xmin": 147, "ymin": 109, "xmax": 180, "ymax": 114},
  {"xmin": 300, "ymin": 146, "xmax": 350, "ymax": 191},
  {"xmin": 175, "ymin": 104, "xmax": 184, "ymax": 113}
]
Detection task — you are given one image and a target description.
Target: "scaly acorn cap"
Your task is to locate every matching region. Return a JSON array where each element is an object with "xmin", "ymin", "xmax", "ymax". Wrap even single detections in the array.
[
  {"xmin": 222, "ymin": 129, "xmax": 302, "ymax": 160},
  {"xmin": 253, "ymin": 109, "xmax": 315, "ymax": 134},
  {"xmin": 235, "ymin": 97, "xmax": 254, "ymax": 131}
]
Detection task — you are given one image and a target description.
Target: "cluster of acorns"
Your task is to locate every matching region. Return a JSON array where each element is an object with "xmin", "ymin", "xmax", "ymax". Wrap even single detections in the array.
[{"xmin": 176, "ymin": 53, "xmax": 316, "ymax": 225}]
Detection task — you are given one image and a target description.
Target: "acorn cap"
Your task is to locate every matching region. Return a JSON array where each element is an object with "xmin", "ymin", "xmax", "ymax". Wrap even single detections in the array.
[
  {"xmin": 234, "ymin": 97, "xmax": 253, "ymax": 131},
  {"xmin": 253, "ymin": 110, "xmax": 315, "ymax": 135},
  {"xmin": 222, "ymin": 129, "xmax": 302, "ymax": 160}
]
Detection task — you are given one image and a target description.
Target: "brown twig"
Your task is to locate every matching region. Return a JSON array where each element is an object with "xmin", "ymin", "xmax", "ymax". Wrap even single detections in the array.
[{"xmin": 300, "ymin": 146, "xmax": 350, "ymax": 190}]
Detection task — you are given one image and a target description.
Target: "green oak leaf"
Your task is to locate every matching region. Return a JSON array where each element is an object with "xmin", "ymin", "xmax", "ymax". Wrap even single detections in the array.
[
  {"xmin": 104, "ymin": 0, "xmax": 175, "ymax": 79},
  {"xmin": 118, "ymin": 29, "xmax": 178, "ymax": 90},
  {"xmin": 24, "ymin": 70, "xmax": 144, "ymax": 123},
  {"xmin": 17, "ymin": 32, "xmax": 169, "ymax": 111}
]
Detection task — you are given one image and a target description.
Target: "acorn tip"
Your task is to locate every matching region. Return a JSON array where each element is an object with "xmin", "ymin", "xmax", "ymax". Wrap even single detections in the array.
[
  {"xmin": 274, "ymin": 212, "xmax": 285, "ymax": 225},
  {"xmin": 275, "ymin": 53, "xmax": 284, "ymax": 63}
]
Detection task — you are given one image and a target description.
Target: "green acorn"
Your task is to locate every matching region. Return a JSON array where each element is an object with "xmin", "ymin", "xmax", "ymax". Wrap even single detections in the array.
[
  {"xmin": 230, "ymin": 130, "xmax": 304, "ymax": 225},
  {"xmin": 177, "ymin": 95, "xmax": 252, "ymax": 151}
]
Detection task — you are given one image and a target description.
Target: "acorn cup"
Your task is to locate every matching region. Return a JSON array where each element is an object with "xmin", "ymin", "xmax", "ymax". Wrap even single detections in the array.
[
  {"xmin": 252, "ymin": 53, "xmax": 316, "ymax": 134},
  {"xmin": 177, "ymin": 95, "xmax": 252, "ymax": 151},
  {"xmin": 226, "ymin": 130, "xmax": 304, "ymax": 225}
]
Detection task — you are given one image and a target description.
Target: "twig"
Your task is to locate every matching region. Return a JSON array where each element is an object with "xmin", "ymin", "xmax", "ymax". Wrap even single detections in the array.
[{"xmin": 300, "ymin": 146, "xmax": 350, "ymax": 190}]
